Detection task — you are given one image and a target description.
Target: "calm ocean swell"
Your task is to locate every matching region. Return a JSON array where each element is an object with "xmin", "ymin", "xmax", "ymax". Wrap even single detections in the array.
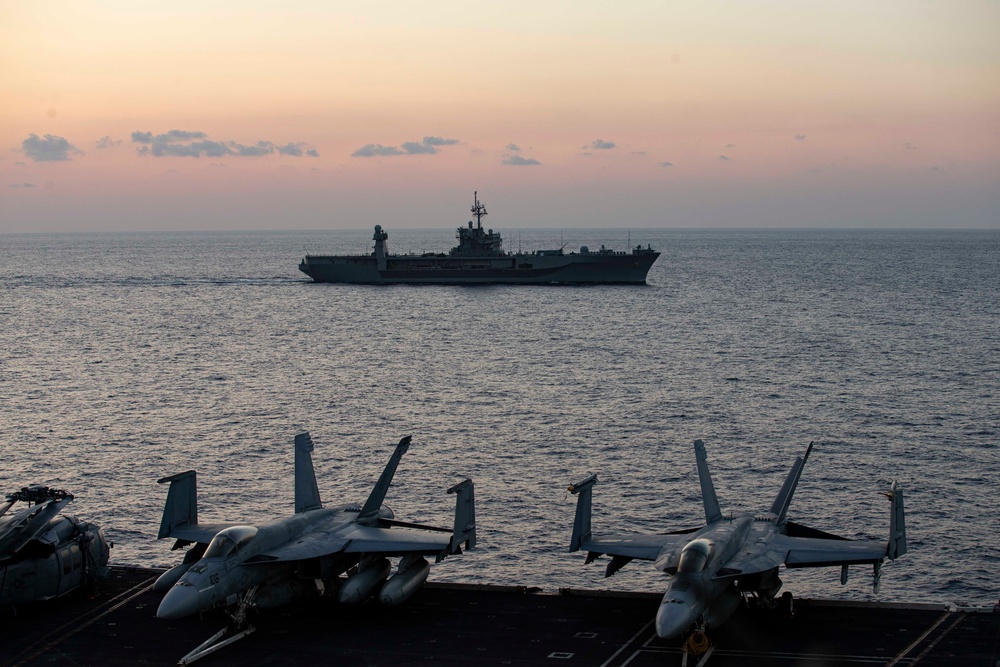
[{"xmin": 1, "ymin": 228, "xmax": 997, "ymax": 606}]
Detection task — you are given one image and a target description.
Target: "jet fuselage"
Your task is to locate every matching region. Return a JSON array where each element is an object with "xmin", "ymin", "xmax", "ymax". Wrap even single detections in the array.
[
  {"xmin": 157, "ymin": 505, "xmax": 387, "ymax": 619},
  {"xmin": 651, "ymin": 515, "xmax": 760, "ymax": 638}
]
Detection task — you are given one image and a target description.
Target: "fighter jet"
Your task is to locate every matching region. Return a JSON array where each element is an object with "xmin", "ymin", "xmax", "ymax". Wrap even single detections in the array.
[
  {"xmin": 567, "ymin": 440, "xmax": 906, "ymax": 640},
  {"xmin": 1, "ymin": 485, "xmax": 111, "ymax": 609},
  {"xmin": 155, "ymin": 433, "xmax": 476, "ymax": 621}
]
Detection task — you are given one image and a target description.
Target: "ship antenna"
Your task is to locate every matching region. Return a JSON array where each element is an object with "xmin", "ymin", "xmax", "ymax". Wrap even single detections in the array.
[{"xmin": 471, "ymin": 191, "xmax": 487, "ymax": 229}]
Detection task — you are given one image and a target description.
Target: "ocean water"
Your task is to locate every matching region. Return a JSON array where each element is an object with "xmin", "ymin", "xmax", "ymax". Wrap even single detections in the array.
[{"xmin": 1, "ymin": 227, "xmax": 997, "ymax": 606}]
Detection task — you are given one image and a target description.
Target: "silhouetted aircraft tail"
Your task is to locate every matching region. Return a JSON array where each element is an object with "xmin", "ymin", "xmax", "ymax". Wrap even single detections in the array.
[
  {"xmin": 568, "ymin": 473, "xmax": 598, "ymax": 552},
  {"xmin": 359, "ymin": 436, "xmax": 412, "ymax": 524},
  {"xmin": 887, "ymin": 481, "xmax": 907, "ymax": 559},
  {"xmin": 446, "ymin": 478, "xmax": 477, "ymax": 555},
  {"xmin": 694, "ymin": 440, "xmax": 723, "ymax": 524},
  {"xmin": 294, "ymin": 432, "xmax": 322, "ymax": 513},
  {"xmin": 769, "ymin": 442, "xmax": 813, "ymax": 526},
  {"xmin": 157, "ymin": 471, "xmax": 198, "ymax": 539}
]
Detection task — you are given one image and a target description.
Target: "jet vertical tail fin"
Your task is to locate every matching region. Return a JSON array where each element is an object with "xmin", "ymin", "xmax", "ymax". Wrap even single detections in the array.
[
  {"xmin": 446, "ymin": 479, "xmax": 476, "ymax": 556},
  {"xmin": 358, "ymin": 436, "xmax": 412, "ymax": 523},
  {"xmin": 694, "ymin": 440, "xmax": 723, "ymax": 524},
  {"xmin": 887, "ymin": 481, "xmax": 907, "ymax": 559},
  {"xmin": 769, "ymin": 442, "xmax": 813, "ymax": 526},
  {"xmin": 157, "ymin": 471, "xmax": 198, "ymax": 539},
  {"xmin": 568, "ymin": 474, "xmax": 598, "ymax": 552},
  {"xmin": 294, "ymin": 432, "xmax": 323, "ymax": 513}
]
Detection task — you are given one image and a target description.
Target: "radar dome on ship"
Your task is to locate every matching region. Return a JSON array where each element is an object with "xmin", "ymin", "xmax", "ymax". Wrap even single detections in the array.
[
  {"xmin": 374, "ymin": 225, "xmax": 382, "ymax": 232},
  {"xmin": 581, "ymin": 246, "xmax": 589, "ymax": 254}
]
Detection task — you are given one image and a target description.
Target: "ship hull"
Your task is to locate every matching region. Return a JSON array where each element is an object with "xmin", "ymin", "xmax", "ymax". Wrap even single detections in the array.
[{"xmin": 299, "ymin": 252, "xmax": 659, "ymax": 285}]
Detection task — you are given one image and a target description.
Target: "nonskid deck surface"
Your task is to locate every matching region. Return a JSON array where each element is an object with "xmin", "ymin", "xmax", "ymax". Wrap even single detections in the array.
[{"xmin": 3, "ymin": 567, "xmax": 997, "ymax": 667}]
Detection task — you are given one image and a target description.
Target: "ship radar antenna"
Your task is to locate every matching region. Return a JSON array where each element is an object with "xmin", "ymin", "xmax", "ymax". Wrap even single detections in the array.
[{"xmin": 471, "ymin": 191, "xmax": 488, "ymax": 228}]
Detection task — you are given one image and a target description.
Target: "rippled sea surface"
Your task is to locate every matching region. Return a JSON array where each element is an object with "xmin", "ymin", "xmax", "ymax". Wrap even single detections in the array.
[{"xmin": 2, "ymin": 228, "xmax": 997, "ymax": 606}]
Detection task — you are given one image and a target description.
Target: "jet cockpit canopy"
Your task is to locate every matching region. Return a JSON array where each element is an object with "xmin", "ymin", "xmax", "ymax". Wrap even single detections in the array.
[
  {"xmin": 204, "ymin": 526, "xmax": 258, "ymax": 559},
  {"xmin": 677, "ymin": 538, "xmax": 713, "ymax": 573}
]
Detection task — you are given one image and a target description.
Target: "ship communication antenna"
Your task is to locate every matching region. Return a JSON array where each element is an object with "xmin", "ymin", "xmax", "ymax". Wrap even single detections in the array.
[{"xmin": 471, "ymin": 191, "xmax": 488, "ymax": 229}]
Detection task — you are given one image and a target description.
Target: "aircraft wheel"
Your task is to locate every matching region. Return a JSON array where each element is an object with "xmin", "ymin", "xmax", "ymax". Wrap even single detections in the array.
[{"xmin": 779, "ymin": 591, "xmax": 794, "ymax": 617}]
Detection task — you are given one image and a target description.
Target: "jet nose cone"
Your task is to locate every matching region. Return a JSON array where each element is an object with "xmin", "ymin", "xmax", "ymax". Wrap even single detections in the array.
[
  {"xmin": 655, "ymin": 597, "xmax": 696, "ymax": 640},
  {"xmin": 157, "ymin": 583, "xmax": 200, "ymax": 620}
]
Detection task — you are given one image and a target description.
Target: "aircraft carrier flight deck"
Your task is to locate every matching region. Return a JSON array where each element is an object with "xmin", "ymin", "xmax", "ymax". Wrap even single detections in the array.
[{"xmin": 3, "ymin": 567, "xmax": 997, "ymax": 667}]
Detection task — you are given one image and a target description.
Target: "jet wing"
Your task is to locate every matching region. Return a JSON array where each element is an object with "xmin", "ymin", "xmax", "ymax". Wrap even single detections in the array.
[
  {"xmin": 581, "ymin": 533, "xmax": 683, "ymax": 561},
  {"xmin": 166, "ymin": 523, "xmax": 237, "ymax": 545},
  {"xmin": 713, "ymin": 546, "xmax": 788, "ymax": 578},
  {"xmin": 775, "ymin": 534, "xmax": 887, "ymax": 568},
  {"xmin": 251, "ymin": 525, "xmax": 452, "ymax": 563},
  {"xmin": 249, "ymin": 531, "xmax": 351, "ymax": 562},
  {"xmin": 341, "ymin": 525, "xmax": 454, "ymax": 555}
]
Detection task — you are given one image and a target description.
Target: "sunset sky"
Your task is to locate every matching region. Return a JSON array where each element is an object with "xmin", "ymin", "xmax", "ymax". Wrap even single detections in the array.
[{"xmin": 2, "ymin": 0, "xmax": 998, "ymax": 232}]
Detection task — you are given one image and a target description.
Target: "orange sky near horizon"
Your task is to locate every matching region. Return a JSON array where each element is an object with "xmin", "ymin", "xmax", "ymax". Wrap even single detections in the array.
[{"xmin": 2, "ymin": 0, "xmax": 998, "ymax": 232}]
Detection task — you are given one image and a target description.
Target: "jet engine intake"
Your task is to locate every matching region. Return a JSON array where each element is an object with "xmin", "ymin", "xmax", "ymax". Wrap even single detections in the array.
[{"xmin": 153, "ymin": 562, "xmax": 192, "ymax": 593}]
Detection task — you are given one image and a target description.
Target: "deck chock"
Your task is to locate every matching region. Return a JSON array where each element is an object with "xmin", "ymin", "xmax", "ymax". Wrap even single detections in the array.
[{"xmin": 681, "ymin": 628, "xmax": 714, "ymax": 667}]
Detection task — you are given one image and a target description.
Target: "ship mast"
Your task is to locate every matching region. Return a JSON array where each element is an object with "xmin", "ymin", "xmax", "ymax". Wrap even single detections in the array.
[{"xmin": 471, "ymin": 191, "xmax": 488, "ymax": 229}]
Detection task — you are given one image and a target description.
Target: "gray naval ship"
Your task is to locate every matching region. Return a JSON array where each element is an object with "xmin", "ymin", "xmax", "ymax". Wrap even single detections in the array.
[{"xmin": 299, "ymin": 193, "xmax": 660, "ymax": 284}]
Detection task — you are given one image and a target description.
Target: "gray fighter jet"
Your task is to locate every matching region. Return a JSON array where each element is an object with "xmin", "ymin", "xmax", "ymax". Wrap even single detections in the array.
[
  {"xmin": 1, "ymin": 485, "xmax": 111, "ymax": 609},
  {"xmin": 568, "ymin": 440, "xmax": 906, "ymax": 640},
  {"xmin": 155, "ymin": 433, "xmax": 475, "ymax": 621}
]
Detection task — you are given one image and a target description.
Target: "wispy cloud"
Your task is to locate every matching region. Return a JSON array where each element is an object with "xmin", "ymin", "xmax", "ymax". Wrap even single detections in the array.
[
  {"xmin": 276, "ymin": 142, "xmax": 320, "ymax": 157},
  {"xmin": 502, "ymin": 155, "xmax": 541, "ymax": 166},
  {"xmin": 352, "ymin": 143, "xmax": 405, "ymax": 157},
  {"xmin": 352, "ymin": 136, "xmax": 459, "ymax": 157},
  {"xmin": 9, "ymin": 182, "xmax": 37, "ymax": 188},
  {"xmin": 422, "ymin": 136, "xmax": 459, "ymax": 147},
  {"xmin": 660, "ymin": 161, "xmax": 674, "ymax": 167},
  {"xmin": 502, "ymin": 141, "xmax": 540, "ymax": 166},
  {"xmin": 586, "ymin": 139, "xmax": 616, "ymax": 150},
  {"xmin": 95, "ymin": 136, "xmax": 121, "ymax": 149},
  {"xmin": 794, "ymin": 134, "xmax": 807, "ymax": 141},
  {"xmin": 132, "ymin": 130, "xmax": 318, "ymax": 158},
  {"xmin": 401, "ymin": 141, "xmax": 438, "ymax": 155},
  {"xmin": 21, "ymin": 133, "xmax": 81, "ymax": 161},
  {"xmin": 718, "ymin": 155, "xmax": 730, "ymax": 161}
]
